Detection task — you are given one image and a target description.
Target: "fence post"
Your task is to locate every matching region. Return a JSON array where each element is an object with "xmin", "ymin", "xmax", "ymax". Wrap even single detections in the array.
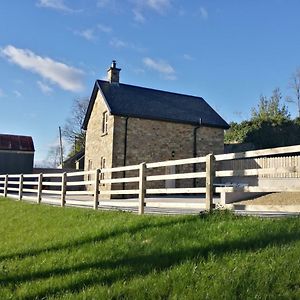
[
  {"xmin": 4, "ymin": 174, "xmax": 8, "ymax": 197},
  {"xmin": 205, "ymin": 153, "xmax": 215, "ymax": 212},
  {"xmin": 37, "ymin": 173, "xmax": 43, "ymax": 204},
  {"xmin": 61, "ymin": 172, "xmax": 67, "ymax": 207},
  {"xmin": 18, "ymin": 174, "xmax": 24, "ymax": 201},
  {"xmin": 93, "ymin": 169, "xmax": 100, "ymax": 210},
  {"xmin": 138, "ymin": 162, "xmax": 146, "ymax": 215}
]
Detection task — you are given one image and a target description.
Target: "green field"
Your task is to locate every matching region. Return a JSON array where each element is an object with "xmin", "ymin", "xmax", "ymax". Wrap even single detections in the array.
[{"xmin": 1, "ymin": 197, "xmax": 300, "ymax": 299}]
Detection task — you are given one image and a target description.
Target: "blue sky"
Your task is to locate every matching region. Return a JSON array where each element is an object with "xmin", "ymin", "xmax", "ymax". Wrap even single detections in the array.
[{"xmin": 1, "ymin": 0, "xmax": 300, "ymax": 164}]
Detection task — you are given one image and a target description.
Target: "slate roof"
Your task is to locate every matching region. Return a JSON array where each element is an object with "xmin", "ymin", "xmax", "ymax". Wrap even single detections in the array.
[
  {"xmin": 63, "ymin": 149, "xmax": 85, "ymax": 165},
  {"xmin": 82, "ymin": 80, "xmax": 229, "ymax": 130},
  {"xmin": 0, "ymin": 134, "xmax": 35, "ymax": 152}
]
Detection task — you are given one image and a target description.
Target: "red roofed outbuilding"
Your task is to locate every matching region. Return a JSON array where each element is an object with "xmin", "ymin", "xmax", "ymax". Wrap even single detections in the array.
[{"xmin": 0, "ymin": 134, "xmax": 35, "ymax": 174}]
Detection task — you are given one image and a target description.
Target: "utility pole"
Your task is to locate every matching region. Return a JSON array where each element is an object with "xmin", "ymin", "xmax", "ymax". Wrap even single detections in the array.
[
  {"xmin": 74, "ymin": 136, "xmax": 78, "ymax": 153},
  {"xmin": 59, "ymin": 126, "xmax": 64, "ymax": 168}
]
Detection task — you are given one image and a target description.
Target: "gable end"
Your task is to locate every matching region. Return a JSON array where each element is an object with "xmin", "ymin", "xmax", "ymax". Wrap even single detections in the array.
[{"xmin": 82, "ymin": 81, "xmax": 111, "ymax": 130}]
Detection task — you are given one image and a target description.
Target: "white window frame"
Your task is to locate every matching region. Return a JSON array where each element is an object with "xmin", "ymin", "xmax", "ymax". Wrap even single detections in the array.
[
  {"xmin": 100, "ymin": 156, "xmax": 106, "ymax": 183},
  {"xmin": 102, "ymin": 111, "xmax": 108, "ymax": 135}
]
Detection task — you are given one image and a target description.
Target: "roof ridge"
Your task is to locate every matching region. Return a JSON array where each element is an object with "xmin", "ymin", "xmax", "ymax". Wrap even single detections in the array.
[
  {"xmin": 0, "ymin": 133, "xmax": 33, "ymax": 139},
  {"xmin": 97, "ymin": 80, "xmax": 205, "ymax": 101}
]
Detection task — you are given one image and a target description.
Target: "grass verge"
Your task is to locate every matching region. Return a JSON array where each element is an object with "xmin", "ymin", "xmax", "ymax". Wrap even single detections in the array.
[{"xmin": 1, "ymin": 197, "xmax": 300, "ymax": 299}]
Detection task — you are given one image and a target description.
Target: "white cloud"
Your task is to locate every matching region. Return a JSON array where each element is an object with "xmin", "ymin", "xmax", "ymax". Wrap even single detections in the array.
[
  {"xmin": 13, "ymin": 90, "xmax": 22, "ymax": 97},
  {"xmin": 143, "ymin": 57, "xmax": 176, "ymax": 80},
  {"xmin": 133, "ymin": 9, "xmax": 145, "ymax": 23},
  {"xmin": 143, "ymin": 57, "xmax": 174, "ymax": 74},
  {"xmin": 133, "ymin": 68, "xmax": 145, "ymax": 74},
  {"xmin": 199, "ymin": 7, "xmax": 208, "ymax": 19},
  {"xmin": 1, "ymin": 45, "xmax": 84, "ymax": 92},
  {"xmin": 96, "ymin": 0, "xmax": 119, "ymax": 12},
  {"xmin": 100, "ymin": 0, "xmax": 161, "ymax": 10},
  {"xmin": 109, "ymin": 38, "xmax": 128, "ymax": 48},
  {"xmin": 132, "ymin": 0, "xmax": 171, "ymax": 22},
  {"xmin": 97, "ymin": 24, "xmax": 112, "ymax": 33},
  {"xmin": 97, "ymin": 0, "xmax": 109, "ymax": 7},
  {"xmin": 74, "ymin": 28, "xmax": 96, "ymax": 41},
  {"xmin": 183, "ymin": 54, "xmax": 194, "ymax": 61},
  {"xmin": 37, "ymin": 81, "xmax": 53, "ymax": 94},
  {"xmin": 0, "ymin": 88, "xmax": 4, "ymax": 97},
  {"xmin": 37, "ymin": 0, "xmax": 77, "ymax": 13},
  {"xmin": 73, "ymin": 25, "xmax": 112, "ymax": 41},
  {"xmin": 109, "ymin": 38, "xmax": 146, "ymax": 53},
  {"xmin": 145, "ymin": 0, "xmax": 171, "ymax": 12},
  {"xmin": 96, "ymin": 0, "xmax": 170, "ymax": 22}
]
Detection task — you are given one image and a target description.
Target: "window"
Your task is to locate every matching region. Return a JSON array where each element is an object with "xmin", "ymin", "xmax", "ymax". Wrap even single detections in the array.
[
  {"xmin": 100, "ymin": 157, "xmax": 106, "ymax": 183},
  {"xmin": 102, "ymin": 111, "xmax": 108, "ymax": 135},
  {"xmin": 87, "ymin": 159, "xmax": 93, "ymax": 181}
]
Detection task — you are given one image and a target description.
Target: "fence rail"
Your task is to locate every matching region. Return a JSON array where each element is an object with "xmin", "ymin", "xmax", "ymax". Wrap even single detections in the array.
[
  {"xmin": 220, "ymin": 156, "xmax": 300, "ymax": 178},
  {"xmin": 1, "ymin": 144, "xmax": 300, "ymax": 214}
]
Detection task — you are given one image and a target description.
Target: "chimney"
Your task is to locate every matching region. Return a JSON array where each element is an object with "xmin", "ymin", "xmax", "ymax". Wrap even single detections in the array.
[{"xmin": 107, "ymin": 60, "xmax": 121, "ymax": 84}]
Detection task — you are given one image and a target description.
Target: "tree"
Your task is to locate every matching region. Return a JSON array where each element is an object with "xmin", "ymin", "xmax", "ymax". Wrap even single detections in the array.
[
  {"xmin": 224, "ymin": 121, "xmax": 252, "ymax": 143},
  {"xmin": 286, "ymin": 68, "xmax": 300, "ymax": 118},
  {"xmin": 63, "ymin": 97, "xmax": 89, "ymax": 157},
  {"xmin": 225, "ymin": 88, "xmax": 295, "ymax": 149},
  {"xmin": 41, "ymin": 143, "xmax": 66, "ymax": 168},
  {"xmin": 251, "ymin": 88, "xmax": 290, "ymax": 124}
]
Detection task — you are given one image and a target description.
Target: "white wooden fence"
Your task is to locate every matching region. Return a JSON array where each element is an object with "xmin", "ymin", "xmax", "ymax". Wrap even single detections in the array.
[
  {"xmin": 1, "ymin": 144, "xmax": 300, "ymax": 214},
  {"xmin": 214, "ymin": 145, "xmax": 300, "ymax": 193},
  {"xmin": 0, "ymin": 170, "xmax": 98, "ymax": 207},
  {"xmin": 221, "ymin": 156, "xmax": 300, "ymax": 178}
]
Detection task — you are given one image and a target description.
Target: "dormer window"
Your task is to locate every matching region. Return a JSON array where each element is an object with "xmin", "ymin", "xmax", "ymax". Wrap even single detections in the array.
[{"xmin": 102, "ymin": 111, "xmax": 108, "ymax": 135}]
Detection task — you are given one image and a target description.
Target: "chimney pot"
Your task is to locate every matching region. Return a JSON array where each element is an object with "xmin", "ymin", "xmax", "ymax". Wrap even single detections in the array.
[{"xmin": 107, "ymin": 60, "xmax": 121, "ymax": 84}]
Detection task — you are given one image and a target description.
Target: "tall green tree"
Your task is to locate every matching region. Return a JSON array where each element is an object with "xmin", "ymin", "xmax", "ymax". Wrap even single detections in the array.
[
  {"xmin": 251, "ymin": 88, "xmax": 290, "ymax": 124},
  {"xmin": 224, "ymin": 88, "xmax": 298, "ymax": 149}
]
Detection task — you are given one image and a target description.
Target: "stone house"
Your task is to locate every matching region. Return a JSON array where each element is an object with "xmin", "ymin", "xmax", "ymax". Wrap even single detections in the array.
[{"xmin": 82, "ymin": 61, "xmax": 229, "ymax": 193}]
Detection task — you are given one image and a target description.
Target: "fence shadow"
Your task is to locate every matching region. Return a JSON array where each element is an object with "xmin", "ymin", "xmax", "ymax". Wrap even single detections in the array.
[
  {"xmin": 1, "ymin": 217, "xmax": 300, "ymax": 299},
  {"xmin": 0, "ymin": 215, "xmax": 195, "ymax": 263}
]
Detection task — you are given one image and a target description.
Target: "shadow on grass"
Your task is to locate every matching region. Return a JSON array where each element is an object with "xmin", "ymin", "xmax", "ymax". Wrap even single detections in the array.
[
  {"xmin": 0, "ymin": 216, "xmax": 195, "ymax": 263},
  {"xmin": 1, "ymin": 217, "xmax": 300, "ymax": 299}
]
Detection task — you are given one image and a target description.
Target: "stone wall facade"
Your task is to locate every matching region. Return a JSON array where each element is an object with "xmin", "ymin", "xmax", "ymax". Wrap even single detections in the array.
[
  {"xmin": 84, "ymin": 90, "xmax": 114, "ymax": 194},
  {"xmin": 85, "ymin": 94, "xmax": 225, "ymax": 197},
  {"xmin": 113, "ymin": 116, "xmax": 224, "ymax": 164},
  {"xmin": 112, "ymin": 117, "xmax": 224, "ymax": 190}
]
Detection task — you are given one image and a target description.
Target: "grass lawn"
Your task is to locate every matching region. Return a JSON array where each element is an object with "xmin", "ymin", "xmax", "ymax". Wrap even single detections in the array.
[{"xmin": 1, "ymin": 198, "xmax": 300, "ymax": 299}]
